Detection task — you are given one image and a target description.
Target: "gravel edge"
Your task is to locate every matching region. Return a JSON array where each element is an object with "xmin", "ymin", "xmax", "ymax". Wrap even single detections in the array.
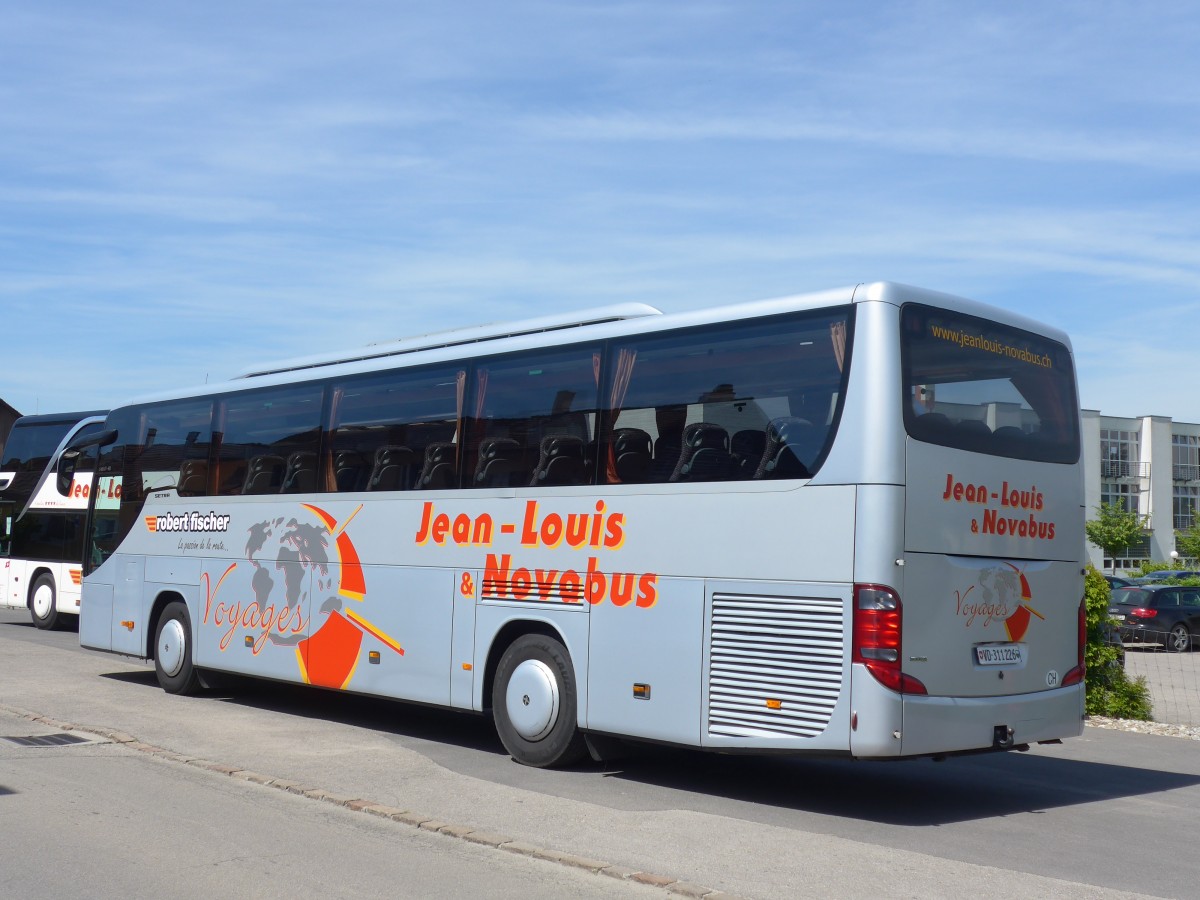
[{"xmin": 1086, "ymin": 716, "xmax": 1200, "ymax": 740}]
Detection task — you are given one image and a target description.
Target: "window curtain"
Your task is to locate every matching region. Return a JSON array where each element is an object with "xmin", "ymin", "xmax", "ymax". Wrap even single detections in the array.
[{"xmin": 603, "ymin": 347, "xmax": 638, "ymax": 483}]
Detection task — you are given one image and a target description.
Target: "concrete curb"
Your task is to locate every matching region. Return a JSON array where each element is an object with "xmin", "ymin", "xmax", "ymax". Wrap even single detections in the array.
[{"xmin": 2, "ymin": 703, "xmax": 745, "ymax": 900}]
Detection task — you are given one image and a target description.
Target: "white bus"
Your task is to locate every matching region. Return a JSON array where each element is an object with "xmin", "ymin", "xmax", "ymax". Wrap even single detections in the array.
[
  {"xmin": 65, "ymin": 282, "xmax": 1085, "ymax": 766},
  {"xmin": 2, "ymin": 410, "xmax": 106, "ymax": 628}
]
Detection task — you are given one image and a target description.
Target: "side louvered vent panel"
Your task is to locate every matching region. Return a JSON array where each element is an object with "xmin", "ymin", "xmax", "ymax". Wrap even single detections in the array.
[{"xmin": 709, "ymin": 592, "xmax": 844, "ymax": 740}]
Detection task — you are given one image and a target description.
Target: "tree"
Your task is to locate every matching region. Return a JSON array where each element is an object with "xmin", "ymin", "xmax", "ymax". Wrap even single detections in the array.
[
  {"xmin": 1085, "ymin": 502, "xmax": 1148, "ymax": 574},
  {"xmin": 1083, "ymin": 565, "xmax": 1151, "ymax": 720},
  {"xmin": 1174, "ymin": 520, "xmax": 1200, "ymax": 565}
]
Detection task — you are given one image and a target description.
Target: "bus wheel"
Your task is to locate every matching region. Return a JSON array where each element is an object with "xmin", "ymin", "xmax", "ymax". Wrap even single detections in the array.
[
  {"xmin": 30, "ymin": 574, "xmax": 59, "ymax": 630},
  {"xmin": 154, "ymin": 602, "xmax": 201, "ymax": 695},
  {"xmin": 492, "ymin": 633, "xmax": 587, "ymax": 768}
]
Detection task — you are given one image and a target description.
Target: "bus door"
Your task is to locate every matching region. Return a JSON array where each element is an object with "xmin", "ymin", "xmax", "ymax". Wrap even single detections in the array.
[{"xmin": 0, "ymin": 499, "xmax": 21, "ymax": 608}]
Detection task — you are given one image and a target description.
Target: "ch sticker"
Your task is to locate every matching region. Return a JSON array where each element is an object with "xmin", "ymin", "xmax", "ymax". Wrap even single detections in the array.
[{"xmin": 460, "ymin": 572, "xmax": 475, "ymax": 599}]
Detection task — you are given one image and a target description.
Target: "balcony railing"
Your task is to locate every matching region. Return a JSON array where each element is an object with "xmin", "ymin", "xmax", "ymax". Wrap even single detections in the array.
[
  {"xmin": 1174, "ymin": 463, "xmax": 1200, "ymax": 482},
  {"xmin": 1100, "ymin": 460, "xmax": 1150, "ymax": 480}
]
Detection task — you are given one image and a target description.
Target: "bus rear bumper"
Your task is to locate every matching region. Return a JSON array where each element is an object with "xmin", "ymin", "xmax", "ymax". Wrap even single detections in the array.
[{"xmin": 897, "ymin": 684, "xmax": 1085, "ymax": 758}]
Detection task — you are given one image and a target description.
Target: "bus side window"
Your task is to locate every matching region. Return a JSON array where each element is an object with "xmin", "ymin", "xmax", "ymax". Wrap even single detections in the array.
[
  {"xmin": 462, "ymin": 346, "xmax": 602, "ymax": 490},
  {"xmin": 602, "ymin": 310, "xmax": 847, "ymax": 485}
]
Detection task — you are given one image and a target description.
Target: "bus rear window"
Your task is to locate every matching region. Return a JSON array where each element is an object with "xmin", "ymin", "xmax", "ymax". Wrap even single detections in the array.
[{"xmin": 900, "ymin": 304, "xmax": 1079, "ymax": 464}]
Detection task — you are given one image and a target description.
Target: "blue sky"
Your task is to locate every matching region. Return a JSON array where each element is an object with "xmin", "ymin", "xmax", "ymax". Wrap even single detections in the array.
[{"xmin": 3, "ymin": 2, "xmax": 1198, "ymax": 421}]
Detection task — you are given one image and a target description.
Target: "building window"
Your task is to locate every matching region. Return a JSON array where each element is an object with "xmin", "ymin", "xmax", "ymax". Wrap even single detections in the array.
[
  {"xmin": 1174, "ymin": 434, "xmax": 1200, "ymax": 482},
  {"xmin": 1176, "ymin": 485, "xmax": 1200, "ymax": 530},
  {"xmin": 1105, "ymin": 533, "xmax": 1152, "ymax": 572},
  {"xmin": 1100, "ymin": 428, "xmax": 1139, "ymax": 479},
  {"xmin": 1101, "ymin": 480, "xmax": 1141, "ymax": 514}
]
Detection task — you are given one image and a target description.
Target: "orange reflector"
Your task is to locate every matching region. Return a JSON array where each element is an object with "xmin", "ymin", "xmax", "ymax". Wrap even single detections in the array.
[
  {"xmin": 462, "ymin": 662, "xmax": 473, "ymax": 671},
  {"xmin": 368, "ymin": 651, "xmax": 380, "ymax": 664},
  {"xmin": 766, "ymin": 699, "xmax": 783, "ymax": 710},
  {"xmin": 120, "ymin": 620, "xmax": 135, "ymax": 631},
  {"xmin": 244, "ymin": 636, "xmax": 254, "ymax": 647},
  {"xmin": 633, "ymin": 683, "xmax": 651, "ymax": 699}
]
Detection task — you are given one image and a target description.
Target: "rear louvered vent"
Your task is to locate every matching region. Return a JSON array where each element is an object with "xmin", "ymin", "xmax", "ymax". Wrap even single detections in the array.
[{"xmin": 709, "ymin": 592, "xmax": 844, "ymax": 740}]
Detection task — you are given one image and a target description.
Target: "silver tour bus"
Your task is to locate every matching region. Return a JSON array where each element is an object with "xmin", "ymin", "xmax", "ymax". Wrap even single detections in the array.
[{"xmin": 63, "ymin": 282, "xmax": 1084, "ymax": 766}]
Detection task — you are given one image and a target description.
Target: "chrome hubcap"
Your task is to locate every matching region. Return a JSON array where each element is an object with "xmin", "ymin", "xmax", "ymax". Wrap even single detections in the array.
[
  {"xmin": 506, "ymin": 659, "xmax": 559, "ymax": 741},
  {"xmin": 31, "ymin": 584, "xmax": 53, "ymax": 619},
  {"xmin": 158, "ymin": 619, "xmax": 187, "ymax": 677}
]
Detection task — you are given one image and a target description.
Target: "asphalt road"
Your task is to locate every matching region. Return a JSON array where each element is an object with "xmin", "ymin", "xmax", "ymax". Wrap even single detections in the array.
[
  {"xmin": 3, "ymin": 608, "xmax": 1198, "ymax": 899},
  {"xmin": 0, "ymin": 714, "xmax": 661, "ymax": 900}
]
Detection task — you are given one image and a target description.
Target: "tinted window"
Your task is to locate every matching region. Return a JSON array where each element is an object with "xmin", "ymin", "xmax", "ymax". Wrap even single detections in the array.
[
  {"xmin": 1, "ymin": 420, "xmax": 75, "ymax": 472},
  {"xmin": 141, "ymin": 400, "xmax": 215, "ymax": 494},
  {"xmin": 0, "ymin": 420, "xmax": 79, "ymax": 508},
  {"xmin": 330, "ymin": 365, "xmax": 464, "ymax": 492},
  {"xmin": 465, "ymin": 346, "xmax": 602, "ymax": 489},
  {"xmin": 217, "ymin": 386, "xmax": 324, "ymax": 495},
  {"xmin": 1114, "ymin": 588, "xmax": 1148, "ymax": 605},
  {"xmin": 901, "ymin": 304, "xmax": 1080, "ymax": 464},
  {"xmin": 601, "ymin": 309, "xmax": 852, "ymax": 484},
  {"xmin": 1155, "ymin": 591, "xmax": 1180, "ymax": 609}
]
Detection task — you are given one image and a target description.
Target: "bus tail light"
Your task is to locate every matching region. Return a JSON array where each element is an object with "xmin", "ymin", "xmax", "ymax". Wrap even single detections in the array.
[
  {"xmin": 852, "ymin": 584, "xmax": 926, "ymax": 695},
  {"xmin": 1062, "ymin": 598, "xmax": 1086, "ymax": 687}
]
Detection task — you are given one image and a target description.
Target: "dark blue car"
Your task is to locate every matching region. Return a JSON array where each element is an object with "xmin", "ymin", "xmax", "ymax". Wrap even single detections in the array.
[{"xmin": 1109, "ymin": 585, "xmax": 1200, "ymax": 652}]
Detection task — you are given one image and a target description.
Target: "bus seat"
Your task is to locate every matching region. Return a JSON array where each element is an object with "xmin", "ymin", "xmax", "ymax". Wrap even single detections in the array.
[
  {"xmin": 992, "ymin": 426, "xmax": 1026, "ymax": 455},
  {"xmin": 334, "ymin": 451, "xmax": 368, "ymax": 492},
  {"xmin": 416, "ymin": 442, "xmax": 457, "ymax": 490},
  {"xmin": 177, "ymin": 460, "xmax": 208, "ymax": 496},
  {"xmin": 530, "ymin": 435, "xmax": 587, "ymax": 486},
  {"xmin": 611, "ymin": 427, "xmax": 651, "ymax": 483},
  {"xmin": 731, "ymin": 429, "xmax": 766, "ymax": 479},
  {"xmin": 367, "ymin": 445, "xmax": 416, "ymax": 491},
  {"xmin": 647, "ymin": 436, "xmax": 683, "ymax": 482},
  {"xmin": 670, "ymin": 422, "xmax": 734, "ymax": 482},
  {"xmin": 955, "ymin": 419, "xmax": 992, "ymax": 453},
  {"xmin": 755, "ymin": 416, "xmax": 817, "ymax": 479},
  {"xmin": 910, "ymin": 412, "xmax": 951, "ymax": 441},
  {"xmin": 280, "ymin": 451, "xmax": 319, "ymax": 494},
  {"xmin": 242, "ymin": 455, "xmax": 286, "ymax": 494},
  {"xmin": 474, "ymin": 437, "xmax": 525, "ymax": 488}
]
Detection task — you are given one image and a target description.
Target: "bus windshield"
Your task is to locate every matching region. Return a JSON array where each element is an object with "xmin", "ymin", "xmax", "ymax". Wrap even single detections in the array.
[
  {"xmin": 1, "ymin": 420, "xmax": 77, "ymax": 475},
  {"xmin": 900, "ymin": 303, "xmax": 1080, "ymax": 463}
]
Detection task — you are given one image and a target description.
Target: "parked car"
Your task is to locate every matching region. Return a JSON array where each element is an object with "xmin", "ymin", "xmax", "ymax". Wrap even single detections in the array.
[
  {"xmin": 1129, "ymin": 569, "xmax": 1200, "ymax": 584},
  {"xmin": 1105, "ymin": 575, "xmax": 1134, "ymax": 589},
  {"xmin": 1109, "ymin": 585, "xmax": 1200, "ymax": 652}
]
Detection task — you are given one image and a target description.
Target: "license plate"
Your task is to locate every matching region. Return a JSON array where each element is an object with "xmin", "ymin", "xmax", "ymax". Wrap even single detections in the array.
[{"xmin": 976, "ymin": 644, "xmax": 1024, "ymax": 666}]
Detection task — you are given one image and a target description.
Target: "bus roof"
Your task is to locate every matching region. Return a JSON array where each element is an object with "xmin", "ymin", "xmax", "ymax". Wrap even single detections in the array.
[
  {"xmin": 113, "ymin": 281, "xmax": 1072, "ymax": 410},
  {"xmin": 235, "ymin": 302, "xmax": 664, "ymax": 379}
]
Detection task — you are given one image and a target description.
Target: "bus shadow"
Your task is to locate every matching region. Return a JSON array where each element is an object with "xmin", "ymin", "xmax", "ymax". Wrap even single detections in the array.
[
  {"xmin": 98, "ymin": 669, "xmax": 506, "ymax": 757},
  {"xmin": 596, "ymin": 743, "xmax": 1200, "ymax": 826},
  {"xmin": 96, "ymin": 669, "xmax": 1200, "ymax": 826}
]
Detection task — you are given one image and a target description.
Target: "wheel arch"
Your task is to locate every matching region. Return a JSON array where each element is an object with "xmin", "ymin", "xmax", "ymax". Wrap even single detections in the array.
[
  {"xmin": 24, "ymin": 566, "xmax": 55, "ymax": 609},
  {"xmin": 481, "ymin": 618, "xmax": 568, "ymax": 713},
  {"xmin": 145, "ymin": 590, "xmax": 188, "ymax": 660}
]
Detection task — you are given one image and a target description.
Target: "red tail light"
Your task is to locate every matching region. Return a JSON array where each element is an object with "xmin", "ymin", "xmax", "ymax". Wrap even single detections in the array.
[
  {"xmin": 852, "ymin": 584, "xmax": 926, "ymax": 695},
  {"xmin": 1062, "ymin": 598, "xmax": 1086, "ymax": 687},
  {"xmin": 1129, "ymin": 608, "xmax": 1157, "ymax": 619}
]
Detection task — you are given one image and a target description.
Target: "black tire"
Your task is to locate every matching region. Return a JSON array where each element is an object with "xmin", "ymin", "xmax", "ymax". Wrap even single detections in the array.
[
  {"xmin": 492, "ymin": 633, "xmax": 587, "ymax": 768},
  {"xmin": 29, "ymin": 573, "xmax": 59, "ymax": 630},
  {"xmin": 154, "ymin": 601, "xmax": 202, "ymax": 694},
  {"xmin": 1167, "ymin": 623, "xmax": 1191, "ymax": 653}
]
